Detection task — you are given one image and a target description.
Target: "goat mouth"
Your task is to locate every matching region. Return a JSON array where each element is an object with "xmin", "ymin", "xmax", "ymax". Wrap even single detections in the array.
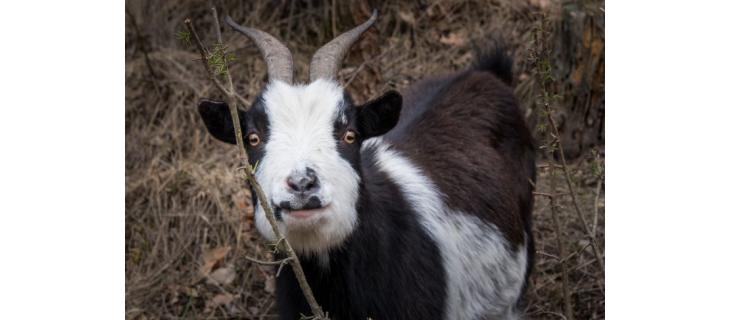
[
  {"xmin": 290, "ymin": 203, "xmax": 331, "ymax": 219},
  {"xmin": 274, "ymin": 197, "xmax": 327, "ymax": 220},
  {"xmin": 288, "ymin": 208, "xmax": 321, "ymax": 219},
  {"xmin": 273, "ymin": 205, "xmax": 329, "ymax": 220}
]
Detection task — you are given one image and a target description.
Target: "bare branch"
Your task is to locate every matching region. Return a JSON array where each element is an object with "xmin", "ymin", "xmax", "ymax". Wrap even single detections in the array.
[
  {"xmin": 534, "ymin": 13, "xmax": 575, "ymax": 319},
  {"xmin": 592, "ymin": 175, "xmax": 603, "ymax": 237},
  {"xmin": 547, "ymin": 162, "xmax": 575, "ymax": 320},
  {"xmin": 245, "ymin": 256, "xmax": 292, "ymax": 266},
  {"xmin": 543, "ymin": 108, "xmax": 605, "ymax": 274},
  {"xmin": 211, "ymin": 5, "xmax": 223, "ymax": 44},
  {"xmin": 342, "ymin": 44, "xmax": 395, "ymax": 88},
  {"xmin": 184, "ymin": 19, "xmax": 234, "ymax": 101},
  {"xmin": 532, "ymin": 11, "xmax": 605, "ymax": 280},
  {"xmin": 126, "ymin": 8, "xmax": 159, "ymax": 80},
  {"xmin": 185, "ymin": 11, "xmax": 327, "ymax": 319}
]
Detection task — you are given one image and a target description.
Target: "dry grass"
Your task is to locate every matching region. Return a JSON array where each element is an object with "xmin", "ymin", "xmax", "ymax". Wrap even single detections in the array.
[{"xmin": 125, "ymin": 0, "xmax": 604, "ymax": 319}]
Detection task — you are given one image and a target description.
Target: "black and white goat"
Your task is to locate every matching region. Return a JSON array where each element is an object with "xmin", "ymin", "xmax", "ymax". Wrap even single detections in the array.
[{"xmin": 198, "ymin": 11, "xmax": 536, "ymax": 320}]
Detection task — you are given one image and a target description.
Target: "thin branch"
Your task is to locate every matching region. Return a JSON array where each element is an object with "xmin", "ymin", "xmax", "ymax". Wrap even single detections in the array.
[
  {"xmin": 592, "ymin": 174, "xmax": 603, "ymax": 237},
  {"xmin": 342, "ymin": 62, "xmax": 369, "ymax": 88},
  {"xmin": 245, "ymin": 256, "xmax": 292, "ymax": 266},
  {"xmin": 533, "ymin": 191, "xmax": 569, "ymax": 198},
  {"xmin": 209, "ymin": 5, "xmax": 251, "ymax": 107},
  {"xmin": 538, "ymin": 163, "xmax": 564, "ymax": 169},
  {"xmin": 534, "ymin": 13, "xmax": 574, "ymax": 319},
  {"xmin": 126, "ymin": 7, "xmax": 159, "ymax": 80},
  {"xmin": 544, "ymin": 108, "xmax": 605, "ymax": 274},
  {"xmin": 532, "ymin": 191, "xmax": 553, "ymax": 198},
  {"xmin": 547, "ymin": 162, "xmax": 575, "ymax": 320},
  {"xmin": 342, "ymin": 45, "xmax": 395, "ymax": 88},
  {"xmin": 184, "ymin": 19, "xmax": 233, "ymax": 100},
  {"xmin": 532, "ymin": 11, "xmax": 605, "ymax": 278},
  {"xmin": 211, "ymin": 5, "xmax": 223, "ymax": 44},
  {"xmin": 537, "ymin": 250, "xmax": 560, "ymax": 261},
  {"xmin": 185, "ymin": 12, "xmax": 327, "ymax": 320}
]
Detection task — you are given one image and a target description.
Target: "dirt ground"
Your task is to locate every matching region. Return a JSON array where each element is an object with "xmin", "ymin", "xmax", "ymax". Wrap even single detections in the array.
[{"xmin": 125, "ymin": 0, "xmax": 604, "ymax": 319}]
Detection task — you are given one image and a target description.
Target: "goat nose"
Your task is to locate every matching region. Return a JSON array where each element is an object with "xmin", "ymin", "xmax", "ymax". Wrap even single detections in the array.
[{"xmin": 286, "ymin": 168, "xmax": 320, "ymax": 194}]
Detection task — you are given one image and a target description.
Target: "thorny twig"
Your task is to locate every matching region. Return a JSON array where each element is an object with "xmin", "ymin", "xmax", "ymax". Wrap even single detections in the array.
[
  {"xmin": 342, "ymin": 44, "xmax": 395, "ymax": 89},
  {"xmin": 591, "ymin": 150, "xmax": 604, "ymax": 237},
  {"xmin": 246, "ymin": 256, "xmax": 293, "ymax": 277},
  {"xmin": 185, "ymin": 8, "xmax": 327, "ymax": 319},
  {"xmin": 543, "ymin": 109, "xmax": 605, "ymax": 275},
  {"xmin": 245, "ymin": 256, "xmax": 292, "ymax": 266},
  {"xmin": 544, "ymin": 175, "xmax": 575, "ymax": 320},
  {"xmin": 126, "ymin": 8, "xmax": 159, "ymax": 80},
  {"xmin": 532, "ymin": 10, "xmax": 604, "ymax": 284},
  {"xmin": 532, "ymin": 12, "xmax": 574, "ymax": 320}
]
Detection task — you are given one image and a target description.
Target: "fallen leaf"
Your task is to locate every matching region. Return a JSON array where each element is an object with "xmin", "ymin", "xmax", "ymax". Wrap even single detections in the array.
[
  {"xmin": 200, "ymin": 246, "xmax": 230, "ymax": 277},
  {"xmin": 233, "ymin": 189, "xmax": 252, "ymax": 211},
  {"xmin": 208, "ymin": 266, "xmax": 236, "ymax": 286},
  {"xmin": 398, "ymin": 10, "xmax": 416, "ymax": 26},
  {"xmin": 439, "ymin": 31, "xmax": 467, "ymax": 46},
  {"xmin": 206, "ymin": 293, "xmax": 234, "ymax": 310},
  {"xmin": 185, "ymin": 286, "xmax": 198, "ymax": 298},
  {"xmin": 453, "ymin": 52, "xmax": 471, "ymax": 66},
  {"xmin": 530, "ymin": 0, "xmax": 552, "ymax": 9},
  {"xmin": 264, "ymin": 275, "xmax": 276, "ymax": 294},
  {"xmin": 248, "ymin": 306, "xmax": 260, "ymax": 315}
]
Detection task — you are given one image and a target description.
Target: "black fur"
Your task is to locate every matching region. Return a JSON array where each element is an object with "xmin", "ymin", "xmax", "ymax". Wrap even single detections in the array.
[
  {"xmin": 334, "ymin": 91, "xmax": 403, "ymax": 171},
  {"xmin": 474, "ymin": 45, "xmax": 536, "ymax": 296},
  {"xmin": 197, "ymin": 99, "xmax": 241, "ymax": 145},
  {"xmin": 473, "ymin": 44, "xmax": 514, "ymax": 85},
  {"xmin": 388, "ymin": 46, "xmax": 536, "ymax": 301},
  {"xmin": 357, "ymin": 91, "xmax": 402, "ymax": 138}
]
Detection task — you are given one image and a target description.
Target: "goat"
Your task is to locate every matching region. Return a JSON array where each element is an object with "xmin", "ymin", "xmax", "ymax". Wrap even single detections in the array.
[{"xmin": 198, "ymin": 11, "xmax": 536, "ymax": 320}]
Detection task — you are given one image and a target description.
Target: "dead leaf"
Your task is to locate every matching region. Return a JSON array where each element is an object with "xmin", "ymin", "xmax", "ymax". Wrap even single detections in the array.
[
  {"xmin": 439, "ymin": 31, "xmax": 467, "ymax": 46},
  {"xmin": 530, "ymin": 0, "xmax": 552, "ymax": 9},
  {"xmin": 208, "ymin": 266, "xmax": 236, "ymax": 286},
  {"xmin": 398, "ymin": 10, "xmax": 416, "ymax": 26},
  {"xmin": 200, "ymin": 246, "xmax": 230, "ymax": 277},
  {"xmin": 206, "ymin": 293, "xmax": 235, "ymax": 310},
  {"xmin": 233, "ymin": 189, "xmax": 252, "ymax": 212},
  {"xmin": 453, "ymin": 52, "xmax": 471, "ymax": 66},
  {"xmin": 185, "ymin": 286, "xmax": 198, "ymax": 298},
  {"xmin": 264, "ymin": 275, "xmax": 276, "ymax": 294},
  {"xmin": 248, "ymin": 306, "xmax": 260, "ymax": 315}
]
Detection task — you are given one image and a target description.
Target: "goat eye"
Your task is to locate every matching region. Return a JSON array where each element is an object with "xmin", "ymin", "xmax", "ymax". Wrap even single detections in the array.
[
  {"xmin": 248, "ymin": 133, "xmax": 261, "ymax": 146},
  {"xmin": 343, "ymin": 130, "xmax": 356, "ymax": 144}
]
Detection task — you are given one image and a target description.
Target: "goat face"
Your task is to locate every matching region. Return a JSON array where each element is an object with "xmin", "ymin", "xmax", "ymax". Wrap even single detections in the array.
[{"xmin": 198, "ymin": 79, "xmax": 401, "ymax": 254}]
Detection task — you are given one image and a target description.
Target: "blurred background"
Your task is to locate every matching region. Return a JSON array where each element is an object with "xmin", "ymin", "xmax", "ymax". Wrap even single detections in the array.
[{"xmin": 125, "ymin": 0, "xmax": 604, "ymax": 319}]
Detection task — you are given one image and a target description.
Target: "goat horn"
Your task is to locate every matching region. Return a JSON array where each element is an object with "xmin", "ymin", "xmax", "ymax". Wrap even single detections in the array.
[
  {"xmin": 309, "ymin": 10, "xmax": 378, "ymax": 82},
  {"xmin": 225, "ymin": 16, "xmax": 294, "ymax": 84}
]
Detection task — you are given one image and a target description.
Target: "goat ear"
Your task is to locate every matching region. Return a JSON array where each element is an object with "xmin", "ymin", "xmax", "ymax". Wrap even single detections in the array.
[
  {"xmin": 198, "ymin": 99, "xmax": 245, "ymax": 145},
  {"xmin": 357, "ymin": 90, "xmax": 402, "ymax": 139}
]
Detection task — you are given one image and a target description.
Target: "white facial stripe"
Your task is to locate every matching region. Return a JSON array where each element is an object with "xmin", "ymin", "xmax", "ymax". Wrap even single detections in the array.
[
  {"xmin": 364, "ymin": 137, "xmax": 528, "ymax": 319},
  {"xmin": 253, "ymin": 79, "xmax": 360, "ymax": 255}
]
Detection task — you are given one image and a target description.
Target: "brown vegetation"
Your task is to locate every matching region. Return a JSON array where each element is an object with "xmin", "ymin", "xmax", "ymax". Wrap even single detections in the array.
[{"xmin": 125, "ymin": 0, "xmax": 605, "ymax": 319}]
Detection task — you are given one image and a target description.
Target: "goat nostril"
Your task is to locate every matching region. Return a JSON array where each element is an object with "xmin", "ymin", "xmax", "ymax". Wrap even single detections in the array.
[
  {"xmin": 286, "ymin": 177, "xmax": 300, "ymax": 191},
  {"xmin": 304, "ymin": 175, "xmax": 319, "ymax": 191}
]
